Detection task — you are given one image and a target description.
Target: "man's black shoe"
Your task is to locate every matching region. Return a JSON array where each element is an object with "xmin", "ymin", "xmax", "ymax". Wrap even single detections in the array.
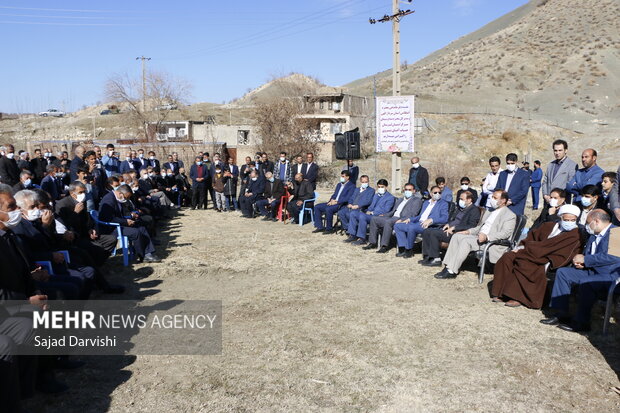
[
  {"xmin": 343, "ymin": 235, "xmax": 357, "ymax": 243},
  {"xmin": 312, "ymin": 228, "xmax": 324, "ymax": 233},
  {"xmin": 352, "ymin": 239, "xmax": 367, "ymax": 246},
  {"xmin": 558, "ymin": 322, "xmax": 591, "ymax": 333},
  {"xmin": 395, "ymin": 248, "xmax": 406, "ymax": 257},
  {"xmin": 424, "ymin": 259, "xmax": 443, "ymax": 267},
  {"xmin": 143, "ymin": 253, "xmax": 161, "ymax": 263},
  {"xmin": 362, "ymin": 243, "xmax": 377, "ymax": 250},
  {"xmin": 418, "ymin": 257, "xmax": 430, "ymax": 265},
  {"xmin": 540, "ymin": 317, "xmax": 560, "ymax": 326},
  {"xmin": 376, "ymin": 246, "xmax": 390, "ymax": 254},
  {"xmin": 434, "ymin": 268, "xmax": 457, "ymax": 279},
  {"xmin": 262, "ymin": 216, "xmax": 271, "ymax": 221},
  {"xmin": 323, "ymin": 229, "xmax": 337, "ymax": 235},
  {"xmin": 402, "ymin": 249, "xmax": 414, "ymax": 258}
]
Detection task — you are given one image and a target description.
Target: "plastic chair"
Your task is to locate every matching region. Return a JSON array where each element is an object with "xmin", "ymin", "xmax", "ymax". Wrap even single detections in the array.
[
  {"xmin": 298, "ymin": 191, "xmax": 318, "ymax": 227},
  {"xmin": 276, "ymin": 187, "xmax": 289, "ymax": 222},
  {"xmin": 478, "ymin": 214, "xmax": 528, "ymax": 284},
  {"xmin": 90, "ymin": 210, "xmax": 133, "ymax": 266},
  {"xmin": 35, "ymin": 261, "xmax": 55, "ymax": 275},
  {"xmin": 603, "ymin": 275, "xmax": 620, "ymax": 335}
]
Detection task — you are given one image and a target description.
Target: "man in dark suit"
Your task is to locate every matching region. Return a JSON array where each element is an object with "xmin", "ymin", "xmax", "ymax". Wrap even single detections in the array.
[
  {"xmin": 495, "ymin": 153, "xmax": 530, "ymax": 215},
  {"xmin": 162, "ymin": 154, "xmax": 180, "ymax": 176},
  {"xmin": 346, "ymin": 159, "xmax": 359, "ymax": 184},
  {"xmin": 30, "ymin": 148, "xmax": 48, "ymax": 184},
  {"xmin": 12, "ymin": 170, "xmax": 35, "ymax": 193},
  {"xmin": 291, "ymin": 154, "xmax": 305, "ymax": 178},
  {"xmin": 286, "ymin": 173, "xmax": 314, "ymax": 224},
  {"xmin": 258, "ymin": 153, "xmax": 274, "ymax": 178},
  {"xmin": 419, "ymin": 190, "xmax": 481, "ymax": 266},
  {"xmin": 40, "ymin": 165, "xmax": 60, "ymax": 201},
  {"xmin": 147, "ymin": 151, "xmax": 160, "ymax": 171},
  {"xmin": 172, "ymin": 152, "xmax": 185, "ymax": 169},
  {"xmin": 189, "ymin": 156, "xmax": 209, "ymax": 210},
  {"xmin": 338, "ymin": 175, "xmax": 374, "ymax": 230},
  {"xmin": 239, "ymin": 170, "xmax": 265, "ymax": 218},
  {"xmin": 120, "ymin": 150, "xmax": 139, "ymax": 174},
  {"xmin": 455, "ymin": 176, "xmax": 478, "ymax": 204},
  {"xmin": 98, "ymin": 185, "xmax": 160, "ymax": 263},
  {"xmin": 312, "ymin": 170, "xmax": 355, "ymax": 234},
  {"xmin": 301, "ymin": 152, "xmax": 319, "ymax": 190},
  {"xmin": 255, "ymin": 171, "xmax": 284, "ymax": 221},
  {"xmin": 542, "ymin": 209, "xmax": 618, "ymax": 332},
  {"xmin": 0, "ymin": 144, "xmax": 20, "ymax": 186},
  {"xmin": 407, "ymin": 156, "xmax": 429, "ymax": 198},
  {"xmin": 69, "ymin": 145, "xmax": 86, "ymax": 182}
]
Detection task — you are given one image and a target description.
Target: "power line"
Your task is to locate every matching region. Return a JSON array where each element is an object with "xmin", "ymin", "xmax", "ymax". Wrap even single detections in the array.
[{"xmin": 0, "ymin": 20, "xmax": 143, "ymax": 26}]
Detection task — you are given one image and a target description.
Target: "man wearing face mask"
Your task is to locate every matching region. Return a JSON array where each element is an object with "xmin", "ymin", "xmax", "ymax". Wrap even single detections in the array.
[
  {"xmin": 286, "ymin": 173, "xmax": 314, "ymax": 224},
  {"xmin": 240, "ymin": 169, "xmax": 265, "ymax": 218},
  {"xmin": 577, "ymin": 185, "xmax": 600, "ymax": 226},
  {"xmin": 346, "ymin": 159, "xmax": 359, "ymax": 184},
  {"xmin": 69, "ymin": 145, "xmax": 86, "ymax": 182},
  {"xmin": 567, "ymin": 148, "xmax": 604, "ymax": 204},
  {"xmin": 407, "ymin": 156, "xmax": 429, "ymax": 198},
  {"xmin": 491, "ymin": 204, "xmax": 582, "ymax": 308},
  {"xmin": 365, "ymin": 183, "xmax": 424, "ymax": 253},
  {"xmin": 435, "ymin": 190, "xmax": 516, "ymax": 279},
  {"xmin": 12, "ymin": 170, "xmax": 35, "ymax": 193},
  {"xmin": 120, "ymin": 150, "xmax": 138, "ymax": 174},
  {"xmin": 345, "ymin": 179, "xmax": 395, "ymax": 246},
  {"xmin": 212, "ymin": 163, "xmax": 227, "ymax": 212},
  {"xmin": 312, "ymin": 170, "xmax": 355, "ymax": 234},
  {"xmin": 274, "ymin": 152, "xmax": 291, "ymax": 183},
  {"xmin": 393, "ymin": 185, "xmax": 450, "ymax": 258},
  {"xmin": 98, "ymin": 185, "xmax": 161, "ymax": 263},
  {"xmin": 190, "ymin": 156, "xmax": 209, "ymax": 210},
  {"xmin": 101, "ymin": 144, "xmax": 120, "ymax": 177},
  {"xmin": 495, "ymin": 153, "xmax": 530, "ymax": 215},
  {"xmin": 255, "ymin": 171, "xmax": 284, "ymax": 221},
  {"xmin": 419, "ymin": 191, "xmax": 481, "ymax": 267},
  {"xmin": 338, "ymin": 175, "xmax": 374, "ymax": 231},
  {"xmin": 531, "ymin": 187, "xmax": 567, "ymax": 230},
  {"xmin": 479, "ymin": 156, "xmax": 502, "ymax": 209},
  {"xmin": 40, "ymin": 165, "xmax": 60, "ymax": 201},
  {"xmin": 0, "ymin": 144, "xmax": 20, "ymax": 186},
  {"xmin": 541, "ymin": 209, "xmax": 619, "ymax": 332},
  {"xmin": 455, "ymin": 177, "xmax": 478, "ymax": 204}
]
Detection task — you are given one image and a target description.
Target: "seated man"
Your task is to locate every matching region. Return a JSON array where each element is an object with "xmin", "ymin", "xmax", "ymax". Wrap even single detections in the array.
[
  {"xmin": 530, "ymin": 187, "xmax": 567, "ymax": 230},
  {"xmin": 286, "ymin": 173, "xmax": 314, "ymax": 224},
  {"xmin": 256, "ymin": 171, "xmax": 284, "ymax": 221},
  {"xmin": 455, "ymin": 176, "xmax": 478, "ymax": 204},
  {"xmin": 239, "ymin": 169, "xmax": 265, "ymax": 218},
  {"xmin": 312, "ymin": 170, "xmax": 355, "ymax": 234},
  {"xmin": 435, "ymin": 190, "xmax": 516, "ymax": 279},
  {"xmin": 98, "ymin": 184, "xmax": 161, "ymax": 263},
  {"xmin": 541, "ymin": 209, "xmax": 619, "ymax": 332},
  {"xmin": 491, "ymin": 204, "xmax": 582, "ymax": 308},
  {"xmin": 578, "ymin": 184, "xmax": 600, "ymax": 226},
  {"xmin": 12, "ymin": 169, "xmax": 35, "ymax": 193},
  {"xmin": 338, "ymin": 175, "xmax": 374, "ymax": 230},
  {"xmin": 344, "ymin": 179, "xmax": 395, "ymax": 245},
  {"xmin": 364, "ymin": 183, "xmax": 423, "ymax": 253},
  {"xmin": 419, "ymin": 190, "xmax": 481, "ymax": 267},
  {"xmin": 393, "ymin": 186, "xmax": 449, "ymax": 259}
]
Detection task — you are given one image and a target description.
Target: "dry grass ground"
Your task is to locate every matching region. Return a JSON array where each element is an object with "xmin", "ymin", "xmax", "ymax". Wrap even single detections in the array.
[{"xmin": 26, "ymin": 202, "xmax": 620, "ymax": 412}]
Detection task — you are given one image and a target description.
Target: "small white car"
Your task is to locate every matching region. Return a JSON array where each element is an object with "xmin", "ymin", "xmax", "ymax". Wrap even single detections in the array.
[
  {"xmin": 38, "ymin": 109, "xmax": 65, "ymax": 117},
  {"xmin": 155, "ymin": 103, "xmax": 178, "ymax": 111}
]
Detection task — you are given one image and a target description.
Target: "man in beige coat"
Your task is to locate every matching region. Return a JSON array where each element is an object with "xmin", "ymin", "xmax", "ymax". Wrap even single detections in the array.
[{"xmin": 435, "ymin": 190, "xmax": 516, "ymax": 279}]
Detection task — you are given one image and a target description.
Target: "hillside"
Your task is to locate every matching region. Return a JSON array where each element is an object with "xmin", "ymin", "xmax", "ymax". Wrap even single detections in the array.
[
  {"xmin": 232, "ymin": 73, "xmax": 325, "ymax": 105},
  {"xmin": 345, "ymin": 0, "xmax": 620, "ymax": 136}
]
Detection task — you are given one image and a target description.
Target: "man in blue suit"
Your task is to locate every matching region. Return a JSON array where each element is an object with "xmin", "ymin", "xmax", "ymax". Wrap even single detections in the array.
[
  {"xmin": 40, "ymin": 164, "xmax": 60, "ymax": 201},
  {"xmin": 495, "ymin": 153, "xmax": 530, "ymax": 215},
  {"xmin": 338, "ymin": 175, "xmax": 374, "ymax": 231},
  {"xmin": 239, "ymin": 169, "xmax": 265, "ymax": 218},
  {"xmin": 189, "ymin": 156, "xmax": 209, "ymax": 210},
  {"xmin": 313, "ymin": 170, "xmax": 355, "ymax": 234},
  {"xmin": 530, "ymin": 160, "xmax": 543, "ymax": 210},
  {"xmin": 345, "ymin": 179, "xmax": 395, "ymax": 245},
  {"xmin": 393, "ymin": 185, "xmax": 449, "ymax": 258},
  {"xmin": 120, "ymin": 150, "xmax": 140, "ymax": 174},
  {"xmin": 541, "ymin": 209, "xmax": 619, "ymax": 332},
  {"xmin": 566, "ymin": 148, "xmax": 604, "ymax": 204},
  {"xmin": 101, "ymin": 144, "xmax": 121, "ymax": 177}
]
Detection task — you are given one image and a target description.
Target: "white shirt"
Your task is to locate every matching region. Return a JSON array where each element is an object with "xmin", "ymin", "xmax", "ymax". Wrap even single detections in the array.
[
  {"xmin": 479, "ymin": 207, "xmax": 503, "ymax": 235},
  {"xmin": 579, "ymin": 208, "xmax": 593, "ymax": 226},
  {"xmin": 591, "ymin": 223, "xmax": 612, "ymax": 254},
  {"xmin": 482, "ymin": 169, "xmax": 503, "ymax": 207},
  {"xmin": 394, "ymin": 197, "xmax": 410, "ymax": 218},
  {"xmin": 419, "ymin": 200, "xmax": 437, "ymax": 222},
  {"xmin": 334, "ymin": 183, "xmax": 345, "ymax": 202},
  {"xmin": 548, "ymin": 223, "xmax": 563, "ymax": 239},
  {"xmin": 504, "ymin": 171, "xmax": 516, "ymax": 191}
]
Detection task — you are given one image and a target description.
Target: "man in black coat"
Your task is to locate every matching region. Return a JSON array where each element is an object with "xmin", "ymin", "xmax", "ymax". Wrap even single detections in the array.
[
  {"xmin": 455, "ymin": 176, "xmax": 478, "ymax": 204},
  {"xmin": 346, "ymin": 159, "xmax": 359, "ymax": 184},
  {"xmin": 407, "ymin": 156, "xmax": 429, "ymax": 198},
  {"xmin": 258, "ymin": 152, "xmax": 274, "ymax": 178},
  {"xmin": 286, "ymin": 173, "xmax": 314, "ymax": 224},
  {"xmin": 239, "ymin": 170, "xmax": 265, "ymax": 218},
  {"xmin": 12, "ymin": 170, "xmax": 35, "ymax": 193},
  {"xmin": 255, "ymin": 171, "xmax": 285, "ymax": 221},
  {"xmin": 0, "ymin": 145, "xmax": 20, "ymax": 186},
  {"xmin": 69, "ymin": 145, "xmax": 86, "ymax": 182},
  {"xmin": 419, "ymin": 190, "xmax": 481, "ymax": 267},
  {"xmin": 30, "ymin": 148, "xmax": 48, "ymax": 184},
  {"xmin": 301, "ymin": 152, "xmax": 319, "ymax": 190}
]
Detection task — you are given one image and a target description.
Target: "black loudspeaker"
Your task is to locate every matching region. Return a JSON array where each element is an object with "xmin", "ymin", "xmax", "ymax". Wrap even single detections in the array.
[{"xmin": 335, "ymin": 127, "xmax": 361, "ymax": 160}]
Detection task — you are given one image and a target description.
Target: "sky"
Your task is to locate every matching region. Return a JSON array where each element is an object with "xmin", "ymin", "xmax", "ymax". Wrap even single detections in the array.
[{"xmin": 0, "ymin": 0, "xmax": 529, "ymax": 113}]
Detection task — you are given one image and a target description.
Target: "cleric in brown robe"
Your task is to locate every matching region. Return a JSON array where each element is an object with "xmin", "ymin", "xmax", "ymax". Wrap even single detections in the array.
[{"xmin": 491, "ymin": 204, "xmax": 583, "ymax": 308}]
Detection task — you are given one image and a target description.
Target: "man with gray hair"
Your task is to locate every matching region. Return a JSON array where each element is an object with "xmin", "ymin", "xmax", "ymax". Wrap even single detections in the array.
[{"xmin": 12, "ymin": 169, "xmax": 34, "ymax": 193}]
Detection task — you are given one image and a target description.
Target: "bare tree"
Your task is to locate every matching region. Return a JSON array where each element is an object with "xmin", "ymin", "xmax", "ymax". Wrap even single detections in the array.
[{"xmin": 104, "ymin": 70, "xmax": 192, "ymax": 140}]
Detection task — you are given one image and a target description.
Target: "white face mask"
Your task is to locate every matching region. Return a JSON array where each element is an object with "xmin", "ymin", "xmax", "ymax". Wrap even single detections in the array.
[
  {"xmin": 149, "ymin": 156, "xmax": 155, "ymax": 160},
  {"xmin": 280, "ymin": 157, "xmax": 286, "ymax": 162},
  {"xmin": 117, "ymin": 196, "xmax": 127, "ymax": 204},
  {"xmin": 412, "ymin": 163, "xmax": 420, "ymax": 169},
  {"xmin": 458, "ymin": 200, "xmax": 467, "ymax": 209},
  {"xmin": 23, "ymin": 178, "xmax": 32, "ymax": 187},
  {"xmin": 490, "ymin": 198, "xmax": 499, "ymax": 209},
  {"xmin": 126, "ymin": 157, "xmax": 131, "ymax": 161},
  {"xmin": 585, "ymin": 222, "xmax": 596, "ymax": 235},
  {"xmin": 560, "ymin": 220, "xmax": 578, "ymax": 232},
  {"xmin": 76, "ymin": 193, "xmax": 86, "ymax": 203},
  {"xmin": 138, "ymin": 153, "xmax": 144, "ymax": 158},
  {"xmin": 506, "ymin": 164, "xmax": 517, "ymax": 172},
  {"xmin": 5, "ymin": 153, "xmax": 14, "ymax": 159},
  {"xmin": 432, "ymin": 193, "xmax": 441, "ymax": 201},
  {"xmin": 361, "ymin": 183, "xmax": 369, "ymax": 189},
  {"xmin": 460, "ymin": 185, "xmax": 469, "ymax": 191},
  {"xmin": 549, "ymin": 198, "xmax": 559, "ymax": 208},
  {"xmin": 377, "ymin": 187, "xmax": 386, "ymax": 195},
  {"xmin": 251, "ymin": 177, "xmax": 258, "ymax": 182},
  {"xmin": 27, "ymin": 208, "xmax": 42, "ymax": 221},
  {"xmin": 2, "ymin": 209, "xmax": 22, "ymax": 227}
]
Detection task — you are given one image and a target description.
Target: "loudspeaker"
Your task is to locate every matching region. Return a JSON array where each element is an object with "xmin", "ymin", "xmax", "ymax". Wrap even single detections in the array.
[{"xmin": 335, "ymin": 128, "xmax": 361, "ymax": 160}]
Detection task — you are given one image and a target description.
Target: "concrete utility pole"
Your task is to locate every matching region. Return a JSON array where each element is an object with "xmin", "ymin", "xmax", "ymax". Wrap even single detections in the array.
[
  {"xmin": 136, "ymin": 56, "xmax": 151, "ymax": 113},
  {"xmin": 369, "ymin": 1, "xmax": 414, "ymax": 193}
]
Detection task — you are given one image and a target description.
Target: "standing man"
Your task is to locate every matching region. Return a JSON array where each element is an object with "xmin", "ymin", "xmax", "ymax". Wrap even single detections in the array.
[
  {"xmin": 101, "ymin": 144, "xmax": 120, "ymax": 177},
  {"xmin": 566, "ymin": 148, "xmax": 604, "ymax": 204},
  {"xmin": 480, "ymin": 156, "xmax": 502, "ymax": 209},
  {"xmin": 258, "ymin": 153, "xmax": 274, "ymax": 178},
  {"xmin": 0, "ymin": 144, "xmax": 19, "ymax": 186},
  {"xmin": 302, "ymin": 152, "xmax": 319, "ymax": 190},
  {"xmin": 274, "ymin": 152, "xmax": 292, "ymax": 183},
  {"xmin": 224, "ymin": 157, "xmax": 239, "ymax": 211},
  {"xmin": 69, "ymin": 145, "xmax": 86, "ymax": 182},
  {"xmin": 30, "ymin": 148, "xmax": 47, "ymax": 184},
  {"xmin": 542, "ymin": 139, "xmax": 577, "ymax": 205},
  {"xmin": 407, "ymin": 156, "xmax": 429, "ymax": 198},
  {"xmin": 530, "ymin": 160, "xmax": 543, "ymax": 210},
  {"xmin": 292, "ymin": 154, "xmax": 305, "ymax": 177},
  {"xmin": 346, "ymin": 159, "xmax": 359, "ymax": 184},
  {"xmin": 495, "ymin": 153, "xmax": 530, "ymax": 215},
  {"xmin": 189, "ymin": 156, "xmax": 208, "ymax": 210}
]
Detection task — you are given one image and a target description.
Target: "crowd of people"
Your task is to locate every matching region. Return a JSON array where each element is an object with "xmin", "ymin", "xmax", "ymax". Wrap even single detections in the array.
[{"xmin": 0, "ymin": 138, "xmax": 619, "ymax": 409}]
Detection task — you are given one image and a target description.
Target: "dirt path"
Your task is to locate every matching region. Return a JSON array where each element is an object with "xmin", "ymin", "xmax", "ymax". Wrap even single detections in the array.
[{"xmin": 28, "ymin": 207, "xmax": 620, "ymax": 412}]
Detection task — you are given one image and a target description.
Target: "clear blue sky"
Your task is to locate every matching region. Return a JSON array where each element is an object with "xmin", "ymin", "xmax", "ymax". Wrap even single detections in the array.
[{"xmin": 0, "ymin": 0, "xmax": 529, "ymax": 113}]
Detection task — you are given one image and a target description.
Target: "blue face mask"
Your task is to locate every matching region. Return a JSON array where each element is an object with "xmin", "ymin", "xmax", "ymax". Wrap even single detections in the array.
[
  {"xmin": 581, "ymin": 197, "xmax": 592, "ymax": 207},
  {"xmin": 560, "ymin": 220, "xmax": 578, "ymax": 232},
  {"xmin": 24, "ymin": 178, "xmax": 32, "ymax": 187},
  {"xmin": 458, "ymin": 200, "xmax": 467, "ymax": 209},
  {"xmin": 268, "ymin": 177, "xmax": 274, "ymax": 183},
  {"xmin": 361, "ymin": 183, "xmax": 369, "ymax": 189},
  {"xmin": 404, "ymin": 190, "xmax": 413, "ymax": 199}
]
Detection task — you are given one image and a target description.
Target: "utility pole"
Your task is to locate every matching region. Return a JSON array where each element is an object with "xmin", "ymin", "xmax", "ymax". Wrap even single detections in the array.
[
  {"xmin": 136, "ymin": 56, "xmax": 151, "ymax": 113},
  {"xmin": 370, "ymin": 1, "xmax": 414, "ymax": 193}
]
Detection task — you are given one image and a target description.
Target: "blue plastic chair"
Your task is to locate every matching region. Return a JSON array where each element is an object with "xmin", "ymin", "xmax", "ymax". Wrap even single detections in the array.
[
  {"xmin": 90, "ymin": 210, "xmax": 133, "ymax": 266},
  {"xmin": 298, "ymin": 191, "xmax": 318, "ymax": 227},
  {"xmin": 35, "ymin": 261, "xmax": 55, "ymax": 275}
]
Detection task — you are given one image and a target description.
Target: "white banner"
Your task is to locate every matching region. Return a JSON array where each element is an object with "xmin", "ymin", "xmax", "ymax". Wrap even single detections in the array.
[{"xmin": 375, "ymin": 95, "xmax": 415, "ymax": 153}]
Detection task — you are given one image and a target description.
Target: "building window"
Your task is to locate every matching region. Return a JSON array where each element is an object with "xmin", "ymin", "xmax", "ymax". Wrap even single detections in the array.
[
  {"xmin": 237, "ymin": 130, "xmax": 250, "ymax": 145},
  {"xmin": 330, "ymin": 123, "xmax": 342, "ymax": 134},
  {"xmin": 319, "ymin": 100, "xmax": 324, "ymax": 109},
  {"xmin": 328, "ymin": 101, "xmax": 333, "ymax": 110}
]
